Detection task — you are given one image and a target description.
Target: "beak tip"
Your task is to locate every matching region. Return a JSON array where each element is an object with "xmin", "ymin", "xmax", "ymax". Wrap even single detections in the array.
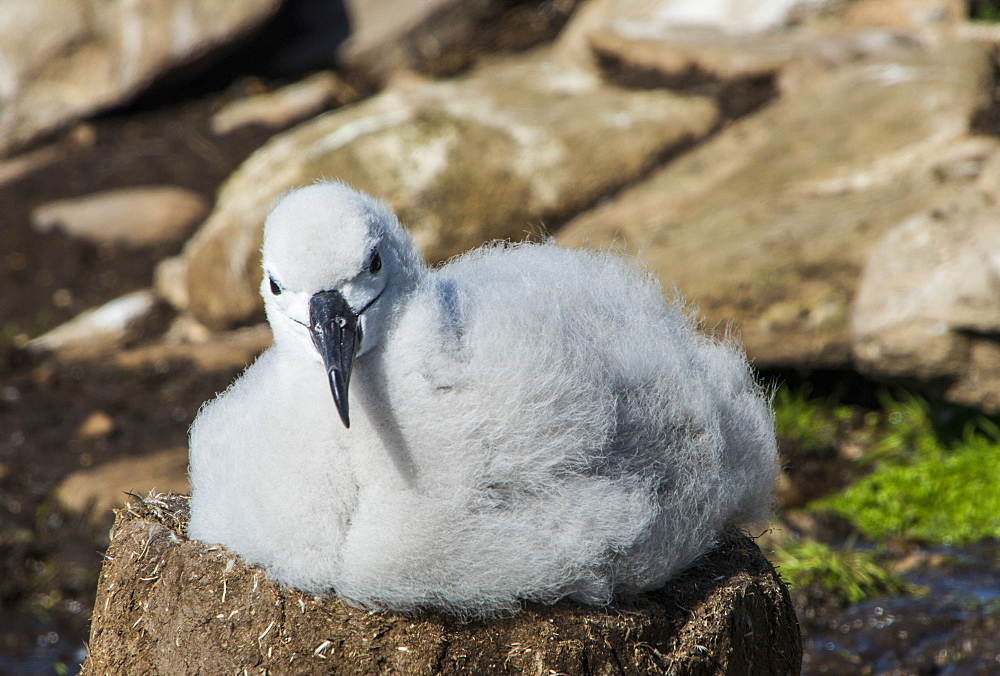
[{"xmin": 328, "ymin": 369, "xmax": 351, "ymax": 429}]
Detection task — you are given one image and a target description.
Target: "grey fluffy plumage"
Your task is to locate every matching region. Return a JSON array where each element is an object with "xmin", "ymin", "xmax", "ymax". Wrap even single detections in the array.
[{"xmin": 188, "ymin": 182, "xmax": 778, "ymax": 618}]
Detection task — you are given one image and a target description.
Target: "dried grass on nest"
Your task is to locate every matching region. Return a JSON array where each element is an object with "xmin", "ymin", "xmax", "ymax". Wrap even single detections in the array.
[{"xmin": 83, "ymin": 493, "xmax": 801, "ymax": 676}]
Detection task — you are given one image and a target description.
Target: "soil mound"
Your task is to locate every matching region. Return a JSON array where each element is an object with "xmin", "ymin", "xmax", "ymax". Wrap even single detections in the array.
[{"xmin": 82, "ymin": 493, "xmax": 801, "ymax": 675}]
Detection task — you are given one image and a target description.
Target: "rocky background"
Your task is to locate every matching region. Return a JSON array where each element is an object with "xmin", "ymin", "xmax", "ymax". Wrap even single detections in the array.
[{"xmin": 2, "ymin": 0, "xmax": 1000, "ymax": 673}]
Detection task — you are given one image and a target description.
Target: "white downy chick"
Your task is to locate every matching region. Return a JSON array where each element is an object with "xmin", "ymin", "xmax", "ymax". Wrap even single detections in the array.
[{"xmin": 188, "ymin": 181, "xmax": 779, "ymax": 618}]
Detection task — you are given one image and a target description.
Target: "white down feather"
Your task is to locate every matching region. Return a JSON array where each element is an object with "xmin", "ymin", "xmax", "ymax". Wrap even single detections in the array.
[{"xmin": 188, "ymin": 182, "xmax": 778, "ymax": 618}]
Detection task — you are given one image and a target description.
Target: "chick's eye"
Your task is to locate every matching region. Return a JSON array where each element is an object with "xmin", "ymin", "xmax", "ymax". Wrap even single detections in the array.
[
  {"xmin": 369, "ymin": 251, "xmax": 382, "ymax": 274},
  {"xmin": 269, "ymin": 276, "xmax": 282, "ymax": 295}
]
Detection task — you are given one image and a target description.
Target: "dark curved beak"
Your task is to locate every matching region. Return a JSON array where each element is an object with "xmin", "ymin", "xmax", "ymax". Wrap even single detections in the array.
[{"xmin": 309, "ymin": 290, "xmax": 360, "ymax": 428}]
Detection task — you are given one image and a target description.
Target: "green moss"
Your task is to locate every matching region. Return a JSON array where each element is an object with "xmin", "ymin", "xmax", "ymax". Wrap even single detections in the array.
[
  {"xmin": 772, "ymin": 538, "xmax": 916, "ymax": 605},
  {"xmin": 814, "ymin": 394, "xmax": 1000, "ymax": 546},
  {"xmin": 865, "ymin": 392, "xmax": 944, "ymax": 462},
  {"xmin": 773, "ymin": 385, "xmax": 854, "ymax": 456},
  {"xmin": 819, "ymin": 435, "xmax": 1000, "ymax": 545},
  {"xmin": 971, "ymin": 1, "xmax": 1000, "ymax": 23}
]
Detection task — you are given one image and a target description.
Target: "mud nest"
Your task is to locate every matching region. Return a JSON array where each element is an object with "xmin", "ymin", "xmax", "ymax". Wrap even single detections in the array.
[{"xmin": 81, "ymin": 493, "xmax": 800, "ymax": 675}]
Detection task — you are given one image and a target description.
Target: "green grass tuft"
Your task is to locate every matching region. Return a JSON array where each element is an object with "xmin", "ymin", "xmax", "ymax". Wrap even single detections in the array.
[
  {"xmin": 971, "ymin": 1, "xmax": 1000, "ymax": 23},
  {"xmin": 773, "ymin": 385, "xmax": 855, "ymax": 456},
  {"xmin": 772, "ymin": 538, "xmax": 917, "ymax": 605}
]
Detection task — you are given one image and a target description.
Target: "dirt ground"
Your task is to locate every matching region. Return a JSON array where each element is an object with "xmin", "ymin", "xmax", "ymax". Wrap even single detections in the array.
[{"xmin": 0, "ymin": 87, "xmax": 280, "ymax": 672}]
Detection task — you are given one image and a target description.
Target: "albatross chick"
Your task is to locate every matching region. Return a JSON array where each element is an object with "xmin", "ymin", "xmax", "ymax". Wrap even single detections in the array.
[{"xmin": 188, "ymin": 182, "xmax": 778, "ymax": 618}]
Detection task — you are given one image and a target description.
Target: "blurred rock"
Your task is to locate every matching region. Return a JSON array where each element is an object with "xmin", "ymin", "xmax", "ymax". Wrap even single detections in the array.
[
  {"xmin": 54, "ymin": 448, "xmax": 189, "ymax": 525},
  {"xmin": 572, "ymin": 0, "xmax": 843, "ymax": 92},
  {"xmin": 0, "ymin": 145, "xmax": 64, "ymax": 188},
  {"xmin": 844, "ymin": 0, "xmax": 966, "ymax": 33},
  {"xmin": 339, "ymin": 0, "xmax": 497, "ymax": 83},
  {"xmin": 337, "ymin": 0, "xmax": 581, "ymax": 85},
  {"xmin": 590, "ymin": 26, "xmax": 800, "ymax": 85},
  {"xmin": 557, "ymin": 0, "xmax": 960, "ymax": 90},
  {"xmin": 588, "ymin": 27, "xmax": 796, "ymax": 117},
  {"xmin": 775, "ymin": 27, "xmax": 958, "ymax": 100},
  {"xmin": 153, "ymin": 255, "xmax": 191, "ymax": 312},
  {"xmin": 81, "ymin": 495, "xmax": 801, "ymax": 675},
  {"xmin": 112, "ymin": 323, "xmax": 272, "ymax": 373},
  {"xmin": 171, "ymin": 56, "xmax": 718, "ymax": 328},
  {"xmin": 570, "ymin": 1, "xmax": 959, "ymax": 117},
  {"xmin": 27, "ymin": 290, "xmax": 160, "ymax": 356},
  {"xmin": 956, "ymin": 19, "xmax": 1000, "ymax": 47},
  {"xmin": 32, "ymin": 186, "xmax": 209, "ymax": 246},
  {"xmin": 75, "ymin": 411, "xmax": 117, "ymax": 442},
  {"xmin": 0, "ymin": 121, "xmax": 98, "ymax": 187},
  {"xmin": 210, "ymin": 72, "xmax": 357, "ymax": 136},
  {"xmin": 558, "ymin": 38, "xmax": 991, "ymax": 371},
  {"xmin": 584, "ymin": 0, "xmax": 838, "ymax": 36},
  {"xmin": 162, "ymin": 313, "xmax": 214, "ymax": 345},
  {"xmin": 0, "ymin": 0, "xmax": 281, "ymax": 158},
  {"xmin": 852, "ymin": 150, "xmax": 1000, "ymax": 413}
]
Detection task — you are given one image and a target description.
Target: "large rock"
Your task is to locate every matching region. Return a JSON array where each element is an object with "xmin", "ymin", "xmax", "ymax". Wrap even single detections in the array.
[
  {"xmin": 81, "ymin": 494, "xmax": 801, "ymax": 675},
  {"xmin": 552, "ymin": 0, "xmax": 839, "ymax": 72},
  {"xmin": 588, "ymin": 25, "xmax": 800, "ymax": 85},
  {"xmin": 0, "ymin": 0, "xmax": 280, "ymax": 157},
  {"xmin": 557, "ymin": 36, "xmax": 992, "ymax": 371},
  {"xmin": 167, "ymin": 57, "xmax": 718, "ymax": 328},
  {"xmin": 843, "ymin": 0, "xmax": 967, "ymax": 33},
  {"xmin": 338, "ymin": 0, "xmax": 503, "ymax": 83},
  {"xmin": 560, "ymin": 0, "xmax": 839, "ymax": 41},
  {"xmin": 210, "ymin": 72, "xmax": 357, "ymax": 136},
  {"xmin": 54, "ymin": 447, "xmax": 189, "ymax": 526},
  {"xmin": 585, "ymin": 27, "xmax": 798, "ymax": 118},
  {"xmin": 27, "ymin": 289, "xmax": 161, "ymax": 357},
  {"xmin": 31, "ymin": 186, "xmax": 209, "ymax": 247},
  {"xmin": 577, "ymin": 0, "xmax": 966, "ymax": 113},
  {"xmin": 114, "ymin": 322, "xmax": 273, "ymax": 373},
  {"xmin": 852, "ymin": 151, "xmax": 1000, "ymax": 413}
]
